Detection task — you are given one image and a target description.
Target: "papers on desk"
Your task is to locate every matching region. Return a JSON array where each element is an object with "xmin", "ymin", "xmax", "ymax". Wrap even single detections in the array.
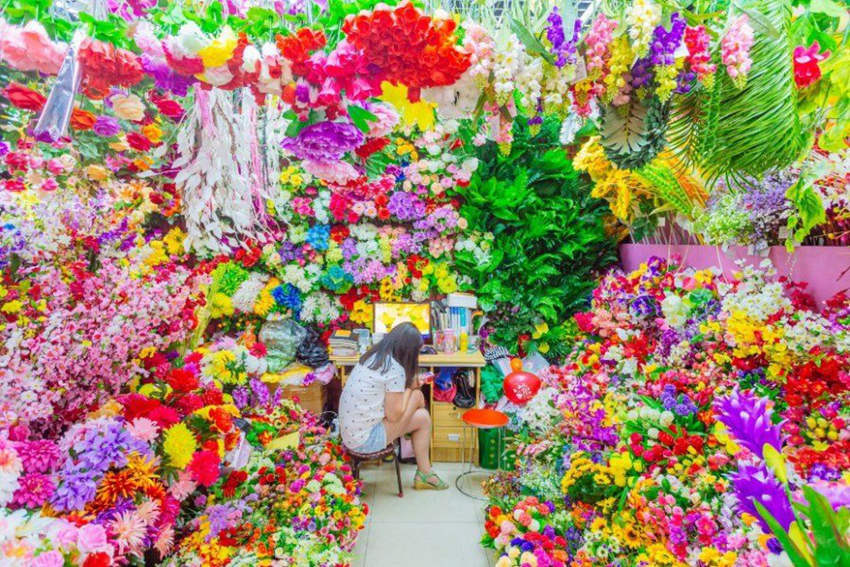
[{"xmin": 328, "ymin": 330, "xmax": 358, "ymax": 357}]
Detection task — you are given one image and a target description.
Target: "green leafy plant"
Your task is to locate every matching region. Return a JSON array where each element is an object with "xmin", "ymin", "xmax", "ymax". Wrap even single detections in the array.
[{"xmin": 452, "ymin": 117, "xmax": 618, "ymax": 359}]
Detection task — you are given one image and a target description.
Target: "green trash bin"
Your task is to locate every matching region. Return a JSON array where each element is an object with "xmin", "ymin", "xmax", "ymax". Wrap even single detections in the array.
[{"xmin": 478, "ymin": 427, "xmax": 508, "ymax": 470}]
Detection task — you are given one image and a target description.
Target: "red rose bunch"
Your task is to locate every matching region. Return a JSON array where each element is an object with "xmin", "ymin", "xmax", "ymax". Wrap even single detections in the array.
[
  {"xmin": 78, "ymin": 38, "xmax": 144, "ymax": 99},
  {"xmin": 2, "ymin": 82, "xmax": 46, "ymax": 112},
  {"xmin": 342, "ymin": 1, "xmax": 470, "ymax": 101},
  {"xmin": 276, "ymin": 28, "xmax": 327, "ymax": 76}
]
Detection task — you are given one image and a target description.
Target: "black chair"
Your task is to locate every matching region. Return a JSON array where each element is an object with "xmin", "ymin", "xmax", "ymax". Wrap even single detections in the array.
[{"xmin": 345, "ymin": 438, "xmax": 403, "ymax": 497}]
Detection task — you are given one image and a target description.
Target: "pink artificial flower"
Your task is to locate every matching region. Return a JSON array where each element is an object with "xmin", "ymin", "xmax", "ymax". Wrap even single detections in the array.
[
  {"xmin": 721, "ymin": 15, "xmax": 754, "ymax": 85},
  {"xmin": 32, "ymin": 551, "xmax": 64, "ymax": 567},
  {"xmin": 302, "ymin": 159, "xmax": 360, "ymax": 185},
  {"xmin": 76, "ymin": 523, "xmax": 109, "ymax": 554},
  {"xmin": 126, "ymin": 417, "xmax": 160, "ymax": 443},
  {"xmin": 794, "ymin": 41, "xmax": 830, "ymax": 89},
  {"xmin": 0, "ymin": 20, "xmax": 67, "ymax": 75}
]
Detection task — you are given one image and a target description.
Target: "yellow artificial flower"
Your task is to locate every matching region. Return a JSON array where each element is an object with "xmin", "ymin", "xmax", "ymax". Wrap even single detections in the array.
[
  {"xmin": 163, "ymin": 228, "xmax": 186, "ymax": 256},
  {"xmin": 163, "ymin": 423, "xmax": 197, "ymax": 469},
  {"xmin": 85, "ymin": 164, "xmax": 110, "ymax": 181},
  {"xmin": 380, "ymin": 81, "xmax": 436, "ymax": 131},
  {"xmin": 141, "ymin": 123, "xmax": 163, "ymax": 144},
  {"xmin": 1, "ymin": 300, "xmax": 23, "ymax": 314},
  {"xmin": 209, "ymin": 293, "xmax": 234, "ymax": 319},
  {"xmin": 532, "ymin": 321, "xmax": 549, "ymax": 339},
  {"xmin": 197, "ymin": 26, "xmax": 238, "ymax": 68},
  {"xmin": 350, "ymin": 300, "xmax": 374, "ymax": 325},
  {"xmin": 109, "ymin": 138, "xmax": 130, "ymax": 152}
]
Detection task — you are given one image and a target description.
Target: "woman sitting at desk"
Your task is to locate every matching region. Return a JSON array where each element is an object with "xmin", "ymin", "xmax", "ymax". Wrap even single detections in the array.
[{"xmin": 339, "ymin": 322, "xmax": 448, "ymax": 490}]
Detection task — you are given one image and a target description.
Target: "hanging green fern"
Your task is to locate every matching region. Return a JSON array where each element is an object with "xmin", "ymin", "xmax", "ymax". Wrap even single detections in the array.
[{"xmin": 699, "ymin": 0, "xmax": 810, "ymax": 184}]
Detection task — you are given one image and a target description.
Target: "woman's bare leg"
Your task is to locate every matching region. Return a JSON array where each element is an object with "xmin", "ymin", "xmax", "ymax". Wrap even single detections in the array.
[
  {"xmin": 383, "ymin": 390, "xmax": 433, "ymax": 473},
  {"xmin": 408, "ymin": 408, "xmax": 432, "ymax": 474}
]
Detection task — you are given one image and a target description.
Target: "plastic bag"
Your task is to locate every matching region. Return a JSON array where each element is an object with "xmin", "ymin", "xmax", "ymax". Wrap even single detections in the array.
[
  {"xmin": 259, "ymin": 318, "xmax": 307, "ymax": 373},
  {"xmin": 522, "ymin": 352, "xmax": 550, "ymax": 374},
  {"xmin": 34, "ymin": 30, "xmax": 84, "ymax": 142},
  {"xmin": 296, "ymin": 326, "xmax": 330, "ymax": 368}
]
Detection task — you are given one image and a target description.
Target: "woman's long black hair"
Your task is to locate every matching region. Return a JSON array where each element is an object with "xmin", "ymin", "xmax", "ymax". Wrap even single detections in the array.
[{"xmin": 359, "ymin": 322, "xmax": 422, "ymax": 388}]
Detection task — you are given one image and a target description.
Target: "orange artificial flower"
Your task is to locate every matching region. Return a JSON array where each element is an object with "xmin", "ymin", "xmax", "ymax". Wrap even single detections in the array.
[{"xmin": 70, "ymin": 108, "xmax": 97, "ymax": 131}]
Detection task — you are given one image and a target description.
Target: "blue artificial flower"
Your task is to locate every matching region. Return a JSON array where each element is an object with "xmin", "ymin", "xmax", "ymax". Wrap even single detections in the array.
[
  {"xmin": 306, "ymin": 224, "xmax": 330, "ymax": 252},
  {"xmin": 271, "ymin": 284, "xmax": 302, "ymax": 319}
]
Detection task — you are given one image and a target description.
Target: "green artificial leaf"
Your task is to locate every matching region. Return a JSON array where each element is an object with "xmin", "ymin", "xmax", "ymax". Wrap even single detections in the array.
[
  {"xmin": 510, "ymin": 18, "xmax": 556, "ymax": 66},
  {"xmin": 753, "ymin": 501, "xmax": 812, "ymax": 567},
  {"xmin": 809, "ymin": 0, "xmax": 850, "ymax": 29},
  {"xmin": 347, "ymin": 105, "xmax": 379, "ymax": 134},
  {"xmin": 285, "ymin": 119, "xmax": 307, "ymax": 138},
  {"xmin": 786, "ymin": 179, "xmax": 826, "ymax": 246},
  {"xmin": 802, "ymin": 486, "xmax": 850, "ymax": 566}
]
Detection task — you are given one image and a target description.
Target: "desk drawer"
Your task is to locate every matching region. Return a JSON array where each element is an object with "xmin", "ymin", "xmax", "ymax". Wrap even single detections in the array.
[
  {"xmin": 432, "ymin": 425, "xmax": 477, "ymax": 448},
  {"xmin": 432, "ymin": 402, "xmax": 467, "ymax": 425}
]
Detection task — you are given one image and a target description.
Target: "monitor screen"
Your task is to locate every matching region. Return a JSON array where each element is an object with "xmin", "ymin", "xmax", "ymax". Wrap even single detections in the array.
[{"xmin": 373, "ymin": 302, "xmax": 431, "ymax": 337}]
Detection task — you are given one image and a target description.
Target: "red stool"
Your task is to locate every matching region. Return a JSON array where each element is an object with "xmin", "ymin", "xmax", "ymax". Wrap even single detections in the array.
[{"xmin": 456, "ymin": 408, "xmax": 509, "ymax": 500}]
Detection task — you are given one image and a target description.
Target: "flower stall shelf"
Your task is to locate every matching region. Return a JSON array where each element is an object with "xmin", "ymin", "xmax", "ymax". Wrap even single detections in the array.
[{"xmin": 620, "ymin": 243, "xmax": 850, "ymax": 306}]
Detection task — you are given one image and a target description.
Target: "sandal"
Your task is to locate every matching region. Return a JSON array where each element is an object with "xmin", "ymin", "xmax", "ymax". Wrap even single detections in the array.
[{"xmin": 413, "ymin": 470, "xmax": 449, "ymax": 490}]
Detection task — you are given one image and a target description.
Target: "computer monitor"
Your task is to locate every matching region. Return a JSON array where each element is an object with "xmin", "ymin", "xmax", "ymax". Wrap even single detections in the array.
[{"xmin": 373, "ymin": 302, "xmax": 431, "ymax": 338}]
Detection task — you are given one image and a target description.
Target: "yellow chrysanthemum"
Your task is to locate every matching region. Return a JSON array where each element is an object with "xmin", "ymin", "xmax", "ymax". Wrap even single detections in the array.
[{"xmin": 163, "ymin": 423, "xmax": 197, "ymax": 469}]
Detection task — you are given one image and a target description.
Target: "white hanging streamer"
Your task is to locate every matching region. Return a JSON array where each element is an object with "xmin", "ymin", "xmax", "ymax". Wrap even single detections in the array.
[{"xmin": 174, "ymin": 88, "xmax": 280, "ymax": 255}]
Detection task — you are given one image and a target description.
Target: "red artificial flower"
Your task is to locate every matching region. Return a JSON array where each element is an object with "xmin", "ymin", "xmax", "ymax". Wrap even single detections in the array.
[
  {"xmin": 70, "ymin": 108, "xmax": 97, "ymax": 131},
  {"xmin": 276, "ymin": 28, "xmax": 327, "ymax": 70},
  {"xmin": 163, "ymin": 43, "xmax": 205, "ymax": 76},
  {"xmin": 126, "ymin": 131, "xmax": 152, "ymax": 152},
  {"xmin": 147, "ymin": 405, "xmax": 180, "ymax": 428},
  {"xmin": 209, "ymin": 407, "xmax": 233, "ymax": 434},
  {"xmin": 83, "ymin": 553, "xmax": 112, "ymax": 567},
  {"xmin": 355, "ymin": 136, "xmax": 390, "ymax": 159},
  {"xmin": 330, "ymin": 224, "xmax": 350, "ymax": 243},
  {"xmin": 342, "ymin": 2, "xmax": 470, "ymax": 98},
  {"xmin": 4, "ymin": 152, "xmax": 28, "ymax": 173},
  {"xmin": 152, "ymin": 97, "xmax": 184, "ymax": 120},
  {"xmin": 174, "ymin": 393, "xmax": 205, "ymax": 415},
  {"xmin": 794, "ymin": 41, "xmax": 829, "ymax": 89},
  {"xmin": 222, "ymin": 470, "xmax": 248, "ymax": 498},
  {"xmin": 202, "ymin": 388, "xmax": 224, "ymax": 406},
  {"xmin": 78, "ymin": 38, "xmax": 143, "ymax": 99},
  {"xmin": 166, "ymin": 367, "xmax": 200, "ymax": 393},
  {"xmin": 250, "ymin": 341, "xmax": 267, "ymax": 357},
  {"xmin": 2, "ymin": 82, "xmax": 46, "ymax": 112},
  {"xmin": 188, "ymin": 450, "xmax": 221, "ymax": 487}
]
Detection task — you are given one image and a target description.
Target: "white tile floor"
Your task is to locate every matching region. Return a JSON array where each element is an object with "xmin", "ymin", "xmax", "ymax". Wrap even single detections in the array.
[{"xmin": 350, "ymin": 461, "xmax": 495, "ymax": 567}]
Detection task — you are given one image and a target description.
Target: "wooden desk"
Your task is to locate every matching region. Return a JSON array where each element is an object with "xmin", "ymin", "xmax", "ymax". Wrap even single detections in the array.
[{"xmin": 330, "ymin": 351, "xmax": 486, "ymax": 463}]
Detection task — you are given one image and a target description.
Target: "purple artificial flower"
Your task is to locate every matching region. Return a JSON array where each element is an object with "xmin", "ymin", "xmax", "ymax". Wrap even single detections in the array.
[
  {"xmin": 546, "ymin": 8, "xmax": 582, "ymax": 67},
  {"xmin": 93, "ymin": 115, "xmax": 121, "ymax": 138},
  {"xmin": 0, "ymin": 141, "xmax": 9, "ymax": 157},
  {"xmin": 387, "ymin": 192, "xmax": 426, "ymax": 221},
  {"xmin": 732, "ymin": 463, "xmax": 795, "ymax": 531},
  {"xmin": 630, "ymin": 58, "xmax": 655, "ymax": 89},
  {"xmin": 52, "ymin": 470, "xmax": 98, "ymax": 511},
  {"xmin": 281, "ymin": 121, "xmax": 364, "ymax": 162},
  {"xmin": 649, "ymin": 13, "xmax": 686, "ymax": 67},
  {"xmin": 715, "ymin": 389, "xmax": 785, "ymax": 457},
  {"xmin": 140, "ymin": 55, "xmax": 195, "ymax": 97}
]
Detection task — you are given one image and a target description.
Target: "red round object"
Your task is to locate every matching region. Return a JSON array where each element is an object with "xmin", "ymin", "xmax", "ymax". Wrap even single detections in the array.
[
  {"xmin": 503, "ymin": 371, "xmax": 542, "ymax": 405},
  {"xmin": 462, "ymin": 408, "xmax": 509, "ymax": 429}
]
